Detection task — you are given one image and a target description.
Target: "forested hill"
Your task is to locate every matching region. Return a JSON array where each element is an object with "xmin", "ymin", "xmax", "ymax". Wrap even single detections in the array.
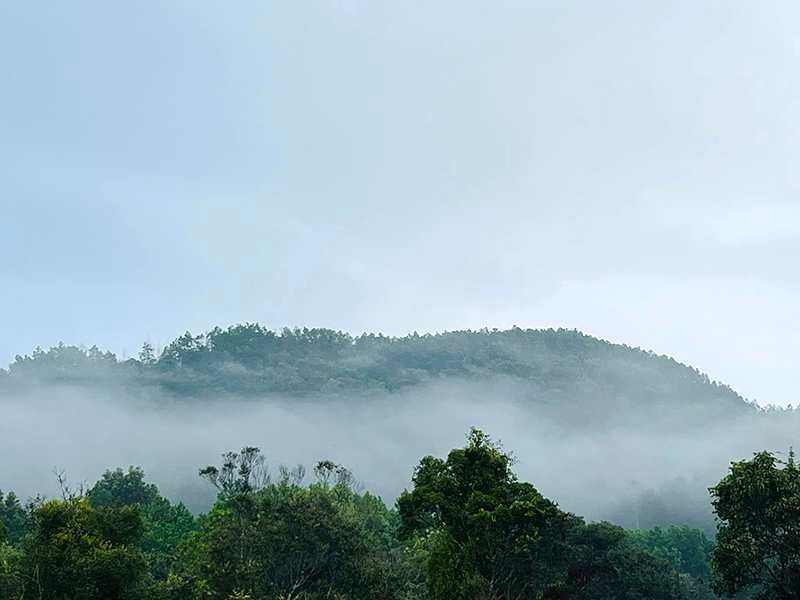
[{"xmin": 0, "ymin": 325, "xmax": 752, "ymax": 420}]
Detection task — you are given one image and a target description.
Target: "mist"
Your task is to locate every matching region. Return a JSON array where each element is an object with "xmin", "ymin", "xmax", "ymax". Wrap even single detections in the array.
[{"xmin": 3, "ymin": 378, "xmax": 796, "ymax": 531}]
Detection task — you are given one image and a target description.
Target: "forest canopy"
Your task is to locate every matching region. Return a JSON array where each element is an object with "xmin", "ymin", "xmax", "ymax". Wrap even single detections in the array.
[
  {"xmin": 1, "ymin": 429, "xmax": 757, "ymax": 600},
  {"xmin": 0, "ymin": 325, "xmax": 754, "ymax": 425}
]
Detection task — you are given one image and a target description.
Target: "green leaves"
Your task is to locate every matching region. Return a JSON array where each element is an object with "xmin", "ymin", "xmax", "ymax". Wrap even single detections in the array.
[
  {"xmin": 0, "ymin": 490, "xmax": 29, "ymax": 544},
  {"xmin": 87, "ymin": 467, "xmax": 198, "ymax": 581},
  {"xmin": 0, "ymin": 432, "xmax": 772, "ymax": 599},
  {"xmin": 627, "ymin": 526, "xmax": 714, "ymax": 580},
  {"xmin": 24, "ymin": 497, "xmax": 148, "ymax": 599},
  {"xmin": 88, "ymin": 467, "xmax": 161, "ymax": 508},
  {"xmin": 2, "ymin": 327, "xmax": 752, "ymax": 431},
  {"xmin": 398, "ymin": 428, "xmax": 574, "ymax": 599},
  {"xmin": 399, "ymin": 429, "xmax": 714, "ymax": 600},
  {"xmin": 0, "ymin": 541, "xmax": 23, "ymax": 598},
  {"xmin": 710, "ymin": 450, "xmax": 800, "ymax": 599},
  {"xmin": 189, "ymin": 477, "xmax": 400, "ymax": 600}
]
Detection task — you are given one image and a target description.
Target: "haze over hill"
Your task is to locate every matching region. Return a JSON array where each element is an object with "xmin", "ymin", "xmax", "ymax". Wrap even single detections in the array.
[
  {"xmin": 1, "ymin": 325, "xmax": 752, "ymax": 413},
  {"xmin": 2, "ymin": 325, "xmax": 796, "ymax": 534}
]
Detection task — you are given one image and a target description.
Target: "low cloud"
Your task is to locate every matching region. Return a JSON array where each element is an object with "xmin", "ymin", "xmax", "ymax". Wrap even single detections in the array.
[{"xmin": 2, "ymin": 379, "xmax": 798, "ymax": 530}]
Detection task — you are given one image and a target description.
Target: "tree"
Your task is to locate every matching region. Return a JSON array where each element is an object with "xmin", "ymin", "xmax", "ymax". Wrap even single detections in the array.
[
  {"xmin": 88, "ymin": 467, "xmax": 161, "ymax": 508},
  {"xmin": 548, "ymin": 522, "xmax": 704, "ymax": 599},
  {"xmin": 22, "ymin": 497, "xmax": 148, "ymax": 599},
  {"xmin": 710, "ymin": 450, "xmax": 800, "ymax": 599},
  {"xmin": 190, "ymin": 449, "xmax": 400, "ymax": 599},
  {"xmin": 199, "ymin": 447, "xmax": 270, "ymax": 499},
  {"xmin": 0, "ymin": 490, "xmax": 29, "ymax": 545},
  {"xmin": 139, "ymin": 342, "xmax": 156, "ymax": 365},
  {"xmin": 88, "ymin": 467, "xmax": 196, "ymax": 580},
  {"xmin": 398, "ymin": 429, "xmax": 705, "ymax": 600},
  {"xmin": 628, "ymin": 526, "xmax": 714, "ymax": 581},
  {"xmin": 0, "ymin": 541, "xmax": 23, "ymax": 599},
  {"xmin": 398, "ymin": 428, "xmax": 576, "ymax": 600}
]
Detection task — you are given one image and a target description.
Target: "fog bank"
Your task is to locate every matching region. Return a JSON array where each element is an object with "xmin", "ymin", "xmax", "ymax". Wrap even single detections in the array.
[{"xmin": 2, "ymin": 379, "xmax": 796, "ymax": 530}]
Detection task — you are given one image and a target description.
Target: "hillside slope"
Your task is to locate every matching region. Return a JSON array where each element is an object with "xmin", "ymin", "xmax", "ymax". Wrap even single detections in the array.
[{"xmin": 1, "ymin": 325, "xmax": 753, "ymax": 426}]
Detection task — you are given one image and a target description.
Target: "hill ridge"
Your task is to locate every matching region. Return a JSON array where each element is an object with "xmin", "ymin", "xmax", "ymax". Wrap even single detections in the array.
[{"xmin": 1, "ymin": 325, "xmax": 754, "ymax": 422}]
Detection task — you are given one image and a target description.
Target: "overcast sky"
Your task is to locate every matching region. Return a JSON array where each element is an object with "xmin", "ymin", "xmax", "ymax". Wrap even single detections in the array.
[{"xmin": 1, "ymin": 1, "xmax": 799, "ymax": 405}]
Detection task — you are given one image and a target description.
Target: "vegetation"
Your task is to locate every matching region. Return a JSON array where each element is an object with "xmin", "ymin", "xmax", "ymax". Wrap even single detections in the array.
[
  {"xmin": 710, "ymin": 451, "xmax": 800, "ymax": 599},
  {"xmin": 0, "ymin": 326, "xmax": 753, "ymax": 427},
  {"xmin": 2, "ymin": 326, "xmax": 797, "ymax": 597},
  {"xmin": 6, "ymin": 429, "xmax": 786, "ymax": 599}
]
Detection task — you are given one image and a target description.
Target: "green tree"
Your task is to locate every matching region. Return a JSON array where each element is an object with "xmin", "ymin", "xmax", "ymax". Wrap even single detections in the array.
[
  {"xmin": 549, "ymin": 521, "xmax": 707, "ymax": 599},
  {"xmin": 710, "ymin": 450, "xmax": 800, "ymax": 599},
  {"xmin": 88, "ymin": 467, "xmax": 196, "ymax": 580},
  {"xmin": 22, "ymin": 497, "xmax": 148, "ymax": 599},
  {"xmin": 139, "ymin": 342, "xmax": 156, "ymax": 365},
  {"xmin": 398, "ymin": 428, "xmax": 576, "ymax": 600},
  {"xmin": 0, "ymin": 490, "xmax": 30, "ymax": 544},
  {"xmin": 628, "ymin": 526, "xmax": 714, "ymax": 581},
  {"xmin": 88, "ymin": 467, "xmax": 161, "ymax": 508},
  {"xmin": 0, "ymin": 541, "xmax": 23, "ymax": 599},
  {"xmin": 188, "ymin": 449, "xmax": 401, "ymax": 599}
]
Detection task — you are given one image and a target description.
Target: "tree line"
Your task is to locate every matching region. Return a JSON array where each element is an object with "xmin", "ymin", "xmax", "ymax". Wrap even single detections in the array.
[
  {"xmin": 1, "ymin": 429, "xmax": 796, "ymax": 599},
  {"xmin": 1, "ymin": 325, "xmax": 754, "ymax": 425}
]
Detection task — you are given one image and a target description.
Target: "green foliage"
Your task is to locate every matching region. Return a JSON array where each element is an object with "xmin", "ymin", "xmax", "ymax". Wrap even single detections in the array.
[
  {"xmin": 628, "ymin": 526, "xmax": 714, "ymax": 580},
  {"xmin": 399, "ymin": 429, "xmax": 712, "ymax": 600},
  {"xmin": 398, "ymin": 429, "xmax": 579, "ymax": 598},
  {"xmin": 139, "ymin": 342, "xmax": 157, "ymax": 365},
  {"xmin": 6, "ymin": 430, "xmax": 787, "ymax": 599},
  {"xmin": 186, "ymin": 450, "xmax": 402, "ymax": 599},
  {"xmin": 2, "ymin": 327, "xmax": 751, "ymax": 429},
  {"xmin": 710, "ymin": 450, "xmax": 800, "ymax": 599},
  {"xmin": 551, "ymin": 521, "xmax": 715, "ymax": 599},
  {"xmin": 198, "ymin": 447, "xmax": 270, "ymax": 499},
  {"xmin": 88, "ymin": 467, "xmax": 197, "ymax": 580},
  {"xmin": 392, "ymin": 531, "xmax": 433, "ymax": 600},
  {"xmin": 88, "ymin": 467, "xmax": 162, "ymax": 508},
  {"xmin": 0, "ymin": 541, "xmax": 23, "ymax": 599},
  {"xmin": 8, "ymin": 342, "xmax": 117, "ymax": 383},
  {"xmin": 21, "ymin": 497, "xmax": 148, "ymax": 599},
  {"xmin": 0, "ymin": 489, "xmax": 29, "ymax": 544}
]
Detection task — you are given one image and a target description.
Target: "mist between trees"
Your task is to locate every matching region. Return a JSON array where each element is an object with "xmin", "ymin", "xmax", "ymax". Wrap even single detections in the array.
[
  {"xmin": 1, "ymin": 376, "xmax": 798, "ymax": 535},
  {"xmin": 1, "ymin": 325, "xmax": 798, "ymax": 535},
  {"xmin": 3, "ymin": 327, "xmax": 800, "ymax": 598},
  {"xmin": 2, "ymin": 425, "xmax": 790, "ymax": 599}
]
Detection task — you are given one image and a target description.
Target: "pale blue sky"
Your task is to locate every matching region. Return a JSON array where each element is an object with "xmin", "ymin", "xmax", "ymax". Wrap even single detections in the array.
[{"xmin": 1, "ymin": 1, "xmax": 799, "ymax": 404}]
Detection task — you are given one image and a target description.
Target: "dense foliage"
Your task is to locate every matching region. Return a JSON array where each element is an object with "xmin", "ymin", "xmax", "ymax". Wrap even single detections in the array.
[
  {"xmin": 398, "ymin": 429, "xmax": 716, "ymax": 600},
  {"xmin": 1, "ymin": 326, "xmax": 752, "ymax": 426},
  {"xmin": 710, "ymin": 451, "xmax": 800, "ymax": 599},
  {"xmin": 3, "ymin": 326, "xmax": 795, "ymax": 597},
  {"xmin": 0, "ymin": 430, "xmax": 737, "ymax": 599}
]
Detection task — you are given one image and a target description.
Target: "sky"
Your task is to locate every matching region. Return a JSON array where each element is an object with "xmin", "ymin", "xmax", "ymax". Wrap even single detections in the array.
[{"xmin": 1, "ymin": 1, "xmax": 799, "ymax": 406}]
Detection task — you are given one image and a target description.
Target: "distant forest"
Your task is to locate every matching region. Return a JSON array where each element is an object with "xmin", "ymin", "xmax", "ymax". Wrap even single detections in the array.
[{"xmin": 0, "ymin": 326, "xmax": 761, "ymax": 421}]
